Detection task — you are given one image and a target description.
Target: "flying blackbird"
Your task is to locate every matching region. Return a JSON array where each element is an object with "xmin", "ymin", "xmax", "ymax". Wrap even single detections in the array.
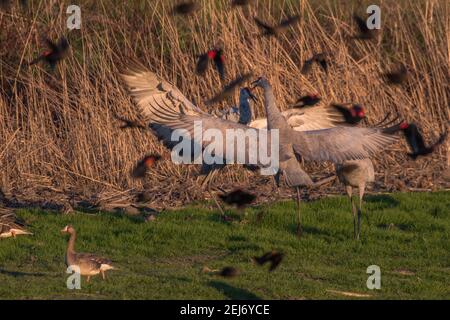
[
  {"xmin": 231, "ymin": 0, "xmax": 252, "ymax": 7},
  {"xmin": 196, "ymin": 48, "xmax": 225, "ymax": 80},
  {"xmin": 131, "ymin": 154, "xmax": 162, "ymax": 178},
  {"xmin": 291, "ymin": 94, "xmax": 321, "ymax": 108},
  {"xmin": 254, "ymin": 251, "xmax": 284, "ymax": 272},
  {"xmin": 399, "ymin": 122, "xmax": 447, "ymax": 159},
  {"xmin": 172, "ymin": 1, "xmax": 198, "ymax": 15},
  {"xmin": 29, "ymin": 37, "xmax": 70, "ymax": 69},
  {"xmin": 331, "ymin": 104, "xmax": 366, "ymax": 125},
  {"xmin": 114, "ymin": 115, "xmax": 146, "ymax": 130},
  {"xmin": 219, "ymin": 266, "xmax": 240, "ymax": 278},
  {"xmin": 205, "ymin": 73, "xmax": 252, "ymax": 105},
  {"xmin": 1, "ymin": 0, "xmax": 27, "ymax": 9},
  {"xmin": 384, "ymin": 64, "xmax": 409, "ymax": 85},
  {"xmin": 254, "ymin": 15, "xmax": 300, "ymax": 37},
  {"xmin": 301, "ymin": 53, "xmax": 328, "ymax": 74},
  {"xmin": 218, "ymin": 189, "xmax": 256, "ymax": 208},
  {"xmin": 353, "ymin": 14, "xmax": 378, "ymax": 40}
]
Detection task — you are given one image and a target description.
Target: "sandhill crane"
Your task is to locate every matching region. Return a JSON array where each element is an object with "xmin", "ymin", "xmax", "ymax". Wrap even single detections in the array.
[
  {"xmin": 249, "ymin": 105, "xmax": 382, "ymax": 239},
  {"xmin": 120, "ymin": 66, "xmax": 399, "ymax": 236},
  {"xmin": 336, "ymin": 159, "xmax": 374, "ymax": 239}
]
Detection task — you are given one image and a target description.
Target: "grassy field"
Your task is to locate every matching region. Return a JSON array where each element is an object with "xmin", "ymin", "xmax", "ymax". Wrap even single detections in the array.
[{"xmin": 0, "ymin": 191, "xmax": 449, "ymax": 300}]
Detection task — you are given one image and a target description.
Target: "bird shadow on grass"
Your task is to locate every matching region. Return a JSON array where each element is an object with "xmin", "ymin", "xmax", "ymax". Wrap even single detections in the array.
[
  {"xmin": 376, "ymin": 223, "xmax": 415, "ymax": 232},
  {"xmin": 227, "ymin": 235, "xmax": 248, "ymax": 242},
  {"xmin": 0, "ymin": 268, "xmax": 46, "ymax": 278},
  {"xmin": 226, "ymin": 235, "xmax": 262, "ymax": 251},
  {"xmin": 208, "ymin": 281, "xmax": 261, "ymax": 300},
  {"xmin": 289, "ymin": 224, "xmax": 333, "ymax": 238},
  {"xmin": 364, "ymin": 194, "xmax": 400, "ymax": 209}
]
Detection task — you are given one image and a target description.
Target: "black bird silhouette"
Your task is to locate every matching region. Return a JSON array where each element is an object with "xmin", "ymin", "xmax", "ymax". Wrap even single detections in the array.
[
  {"xmin": 196, "ymin": 48, "xmax": 225, "ymax": 80},
  {"xmin": 29, "ymin": 37, "xmax": 70, "ymax": 69},
  {"xmin": 205, "ymin": 73, "xmax": 252, "ymax": 105},
  {"xmin": 114, "ymin": 115, "xmax": 146, "ymax": 130},
  {"xmin": 254, "ymin": 251, "xmax": 284, "ymax": 272},
  {"xmin": 353, "ymin": 14, "xmax": 378, "ymax": 40},
  {"xmin": 219, "ymin": 189, "xmax": 256, "ymax": 208},
  {"xmin": 291, "ymin": 94, "xmax": 321, "ymax": 108},
  {"xmin": 231, "ymin": 0, "xmax": 252, "ymax": 6},
  {"xmin": 400, "ymin": 122, "xmax": 447, "ymax": 159},
  {"xmin": 219, "ymin": 267, "xmax": 240, "ymax": 278},
  {"xmin": 172, "ymin": 1, "xmax": 198, "ymax": 15},
  {"xmin": 1, "ymin": 0, "xmax": 27, "ymax": 9},
  {"xmin": 0, "ymin": 0, "xmax": 10, "ymax": 9},
  {"xmin": 301, "ymin": 53, "xmax": 328, "ymax": 74},
  {"xmin": 131, "ymin": 154, "xmax": 162, "ymax": 178},
  {"xmin": 254, "ymin": 15, "xmax": 300, "ymax": 37},
  {"xmin": 331, "ymin": 104, "xmax": 366, "ymax": 125},
  {"xmin": 384, "ymin": 65, "xmax": 409, "ymax": 85}
]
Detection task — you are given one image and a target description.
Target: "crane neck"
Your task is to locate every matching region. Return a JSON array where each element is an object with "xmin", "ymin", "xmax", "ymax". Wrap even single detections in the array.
[{"xmin": 261, "ymin": 84, "xmax": 288, "ymax": 130}]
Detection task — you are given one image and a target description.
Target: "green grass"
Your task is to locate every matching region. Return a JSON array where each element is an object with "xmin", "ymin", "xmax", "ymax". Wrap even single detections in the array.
[{"xmin": 0, "ymin": 192, "xmax": 449, "ymax": 300}]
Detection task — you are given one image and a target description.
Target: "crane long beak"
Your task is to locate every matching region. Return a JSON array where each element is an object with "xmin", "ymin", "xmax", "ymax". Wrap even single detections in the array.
[
  {"xmin": 246, "ymin": 88, "xmax": 258, "ymax": 102},
  {"xmin": 250, "ymin": 78, "xmax": 261, "ymax": 89}
]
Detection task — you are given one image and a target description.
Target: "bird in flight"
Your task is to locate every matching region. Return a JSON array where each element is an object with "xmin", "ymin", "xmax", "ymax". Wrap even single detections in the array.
[
  {"xmin": 29, "ymin": 36, "xmax": 70, "ymax": 69},
  {"xmin": 254, "ymin": 15, "xmax": 300, "ymax": 37}
]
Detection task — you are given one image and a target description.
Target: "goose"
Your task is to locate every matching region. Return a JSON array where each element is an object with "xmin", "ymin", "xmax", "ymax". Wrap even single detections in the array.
[
  {"xmin": 120, "ymin": 66, "xmax": 400, "ymax": 236},
  {"xmin": 61, "ymin": 225, "xmax": 114, "ymax": 282},
  {"xmin": 0, "ymin": 208, "xmax": 33, "ymax": 238}
]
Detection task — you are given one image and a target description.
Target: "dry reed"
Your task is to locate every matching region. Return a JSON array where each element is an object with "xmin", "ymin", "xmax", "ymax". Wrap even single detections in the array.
[{"xmin": 0, "ymin": 0, "xmax": 448, "ymax": 209}]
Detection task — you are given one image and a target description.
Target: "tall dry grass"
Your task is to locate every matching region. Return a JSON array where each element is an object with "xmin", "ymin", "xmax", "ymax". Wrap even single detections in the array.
[{"xmin": 0, "ymin": 0, "xmax": 449, "ymax": 207}]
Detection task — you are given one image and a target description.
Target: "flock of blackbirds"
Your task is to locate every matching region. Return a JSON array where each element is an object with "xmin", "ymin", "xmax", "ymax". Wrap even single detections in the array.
[
  {"xmin": 1, "ymin": 0, "xmax": 447, "ymax": 283},
  {"xmin": 122, "ymin": 1, "xmax": 446, "ymax": 218}
]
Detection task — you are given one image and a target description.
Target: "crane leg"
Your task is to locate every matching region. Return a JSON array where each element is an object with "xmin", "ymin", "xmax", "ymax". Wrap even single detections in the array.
[
  {"xmin": 358, "ymin": 184, "xmax": 368, "ymax": 239},
  {"xmin": 209, "ymin": 189, "xmax": 226, "ymax": 218},
  {"xmin": 346, "ymin": 185, "xmax": 357, "ymax": 239},
  {"xmin": 296, "ymin": 187, "xmax": 303, "ymax": 237},
  {"xmin": 202, "ymin": 170, "xmax": 227, "ymax": 220}
]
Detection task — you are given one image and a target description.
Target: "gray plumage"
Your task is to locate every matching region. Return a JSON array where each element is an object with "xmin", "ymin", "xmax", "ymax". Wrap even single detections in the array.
[
  {"xmin": 249, "ymin": 104, "xmax": 345, "ymax": 131},
  {"xmin": 120, "ymin": 67, "xmax": 400, "ymax": 235},
  {"xmin": 62, "ymin": 225, "xmax": 114, "ymax": 281},
  {"xmin": 120, "ymin": 67, "xmax": 398, "ymax": 187},
  {"xmin": 336, "ymin": 158, "xmax": 374, "ymax": 239}
]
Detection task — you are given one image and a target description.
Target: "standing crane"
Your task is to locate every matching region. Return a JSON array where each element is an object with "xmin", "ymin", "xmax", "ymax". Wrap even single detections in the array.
[
  {"xmin": 120, "ymin": 66, "xmax": 400, "ymax": 236},
  {"xmin": 335, "ymin": 159, "xmax": 373, "ymax": 239},
  {"xmin": 249, "ymin": 105, "xmax": 385, "ymax": 239}
]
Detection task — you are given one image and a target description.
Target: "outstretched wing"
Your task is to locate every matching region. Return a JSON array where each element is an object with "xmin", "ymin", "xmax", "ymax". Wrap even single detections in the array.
[
  {"xmin": 249, "ymin": 104, "xmax": 344, "ymax": 131},
  {"xmin": 292, "ymin": 126, "xmax": 398, "ymax": 163},
  {"xmin": 120, "ymin": 65, "xmax": 271, "ymax": 164},
  {"xmin": 254, "ymin": 17, "xmax": 273, "ymax": 33}
]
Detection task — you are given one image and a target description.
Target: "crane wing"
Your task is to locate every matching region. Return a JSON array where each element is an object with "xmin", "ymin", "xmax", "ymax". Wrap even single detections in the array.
[
  {"xmin": 292, "ymin": 126, "xmax": 398, "ymax": 163},
  {"xmin": 249, "ymin": 104, "xmax": 344, "ymax": 131},
  {"xmin": 120, "ymin": 65, "xmax": 271, "ymax": 164}
]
